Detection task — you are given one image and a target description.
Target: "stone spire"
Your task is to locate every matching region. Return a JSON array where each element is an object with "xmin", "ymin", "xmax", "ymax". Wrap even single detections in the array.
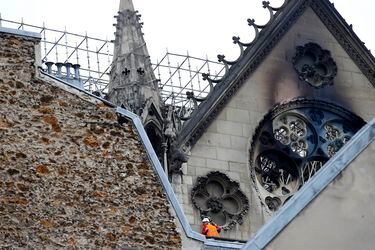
[
  {"xmin": 108, "ymin": 0, "xmax": 162, "ymax": 125},
  {"xmin": 119, "ymin": 0, "xmax": 134, "ymax": 11}
]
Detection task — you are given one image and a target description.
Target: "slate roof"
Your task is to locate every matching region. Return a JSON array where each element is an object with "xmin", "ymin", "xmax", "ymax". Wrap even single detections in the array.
[{"xmin": 176, "ymin": 0, "xmax": 375, "ymax": 149}]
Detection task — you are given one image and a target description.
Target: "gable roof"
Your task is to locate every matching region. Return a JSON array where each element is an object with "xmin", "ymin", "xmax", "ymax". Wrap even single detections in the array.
[{"xmin": 176, "ymin": 0, "xmax": 375, "ymax": 149}]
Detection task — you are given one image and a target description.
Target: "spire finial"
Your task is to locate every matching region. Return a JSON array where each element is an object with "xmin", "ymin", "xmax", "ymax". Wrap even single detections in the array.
[{"xmin": 119, "ymin": 0, "xmax": 135, "ymax": 11}]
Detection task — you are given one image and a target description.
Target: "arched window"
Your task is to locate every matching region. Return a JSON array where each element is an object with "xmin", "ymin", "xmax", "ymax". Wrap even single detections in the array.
[
  {"xmin": 249, "ymin": 99, "xmax": 365, "ymax": 212},
  {"xmin": 144, "ymin": 121, "xmax": 163, "ymax": 160}
]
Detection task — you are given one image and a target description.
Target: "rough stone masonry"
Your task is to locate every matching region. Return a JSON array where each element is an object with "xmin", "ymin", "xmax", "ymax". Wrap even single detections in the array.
[{"xmin": 0, "ymin": 32, "xmax": 181, "ymax": 249}]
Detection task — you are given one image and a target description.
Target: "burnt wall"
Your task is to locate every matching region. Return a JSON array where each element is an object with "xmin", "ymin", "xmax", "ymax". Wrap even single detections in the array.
[{"xmin": 0, "ymin": 32, "xmax": 181, "ymax": 249}]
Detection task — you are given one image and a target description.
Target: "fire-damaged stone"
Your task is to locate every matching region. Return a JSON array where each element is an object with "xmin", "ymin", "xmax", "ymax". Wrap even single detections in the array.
[
  {"xmin": 292, "ymin": 42, "xmax": 338, "ymax": 88},
  {"xmin": 249, "ymin": 98, "xmax": 365, "ymax": 213},
  {"xmin": 0, "ymin": 32, "xmax": 181, "ymax": 249}
]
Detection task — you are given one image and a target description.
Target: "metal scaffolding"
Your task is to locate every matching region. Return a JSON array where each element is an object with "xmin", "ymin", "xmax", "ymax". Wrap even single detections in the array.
[{"xmin": 0, "ymin": 16, "xmax": 225, "ymax": 108}]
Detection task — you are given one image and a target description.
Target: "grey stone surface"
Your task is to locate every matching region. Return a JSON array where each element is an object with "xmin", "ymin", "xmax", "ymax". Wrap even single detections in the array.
[{"xmin": 184, "ymin": 6, "xmax": 375, "ymax": 242}]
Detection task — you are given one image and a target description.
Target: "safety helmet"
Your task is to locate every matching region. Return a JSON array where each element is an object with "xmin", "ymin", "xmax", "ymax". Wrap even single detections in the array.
[{"xmin": 202, "ymin": 218, "xmax": 209, "ymax": 223}]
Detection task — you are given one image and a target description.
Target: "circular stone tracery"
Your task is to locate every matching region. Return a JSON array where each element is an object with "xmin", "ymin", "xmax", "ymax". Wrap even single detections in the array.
[
  {"xmin": 191, "ymin": 172, "xmax": 249, "ymax": 230},
  {"xmin": 292, "ymin": 42, "xmax": 337, "ymax": 88},
  {"xmin": 250, "ymin": 99, "xmax": 365, "ymax": 213}
]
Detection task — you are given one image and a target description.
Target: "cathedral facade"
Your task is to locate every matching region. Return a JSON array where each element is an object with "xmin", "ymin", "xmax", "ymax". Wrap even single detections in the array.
[
  {"xmin": 1, "ymin": 0, "xmax": 374, "ymax": 248},
  {"xmin": 109, "ymin": 0, "xmax": 375, "ymax": 242}
]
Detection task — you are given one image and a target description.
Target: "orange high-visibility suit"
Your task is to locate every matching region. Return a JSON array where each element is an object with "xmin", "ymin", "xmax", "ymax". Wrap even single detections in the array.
[{"xmin": 202, "ymin": 223, "xmax": 221, "ymax": 237}]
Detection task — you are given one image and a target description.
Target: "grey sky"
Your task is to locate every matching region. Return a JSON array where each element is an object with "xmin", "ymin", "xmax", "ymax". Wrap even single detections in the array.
[{"xmin": 0, "ymin": 0, "xmax": 373, "ymax": 62}]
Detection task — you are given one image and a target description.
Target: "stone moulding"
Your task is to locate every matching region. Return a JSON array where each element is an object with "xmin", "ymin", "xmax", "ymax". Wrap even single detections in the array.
[{"xmin": 191, "ymin": 171, "xmax": 249, "ymax": 231}]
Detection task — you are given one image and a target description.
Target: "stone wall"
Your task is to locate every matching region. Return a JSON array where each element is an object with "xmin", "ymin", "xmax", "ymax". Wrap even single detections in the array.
[
  {"xmin": 0, "ymin": 32, "xmax": 181, "ymax": 249},
  {"xmin": 177, "ymin": 7, "xmax": 375, "ymax": 240}
]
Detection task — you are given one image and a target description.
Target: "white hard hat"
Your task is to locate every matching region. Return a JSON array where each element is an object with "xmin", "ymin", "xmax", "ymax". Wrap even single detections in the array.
[{"xmin": 202, "ymin": 218, "xmax": 209, "ymax": 222}]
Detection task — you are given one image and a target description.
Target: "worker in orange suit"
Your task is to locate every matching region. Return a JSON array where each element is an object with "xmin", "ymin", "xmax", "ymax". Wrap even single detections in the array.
[{"xmin": 201, "ymin": 218, "xmax": 222, "ymax": 237}]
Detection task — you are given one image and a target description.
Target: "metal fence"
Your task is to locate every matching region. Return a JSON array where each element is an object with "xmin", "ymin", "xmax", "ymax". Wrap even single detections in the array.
[{"xmin": 0, "ymin": 16, "xmax": 225, "ymax": 108}]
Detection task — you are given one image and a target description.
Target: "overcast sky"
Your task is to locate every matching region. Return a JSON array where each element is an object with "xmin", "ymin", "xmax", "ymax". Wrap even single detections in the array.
[{"xmin": 0, "ymin": 0, "xmax": 373, "ymax": 62}]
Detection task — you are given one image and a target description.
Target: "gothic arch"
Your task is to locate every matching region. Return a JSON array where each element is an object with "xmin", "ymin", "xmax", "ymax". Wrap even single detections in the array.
[
  {"xmin": 249, "ymin": 98, "xmax": 365, "ymax": 213},
  {"xmin": 144, "ymin": 120, "xmax": 163, "ymax": 159}
]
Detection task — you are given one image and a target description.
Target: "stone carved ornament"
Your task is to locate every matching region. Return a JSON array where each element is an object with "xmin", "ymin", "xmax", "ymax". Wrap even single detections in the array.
[
  {"xmin": 249, "ymin": 99, "xmax": 365, "ymax": 213},
  {"xmin": 292, "ymin": 42, "xmax": 337, "ymax": 88},
  {"xmin": 191, "ymin": 171, "xmax": 249, "ymax": 231}
]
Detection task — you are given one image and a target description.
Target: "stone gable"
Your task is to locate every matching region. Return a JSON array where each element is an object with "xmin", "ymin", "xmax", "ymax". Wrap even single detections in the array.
[{"xmin": 178, "ymin": 6, "xmax": 375, "ymax": 240}]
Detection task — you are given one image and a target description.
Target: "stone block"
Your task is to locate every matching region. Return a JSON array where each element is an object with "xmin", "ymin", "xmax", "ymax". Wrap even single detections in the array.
[
  {"xmin": 187, "ymin": 166, "xmax": 196, "ymax": 176},
  {"xmin": 181, "ymin": 185, "xmax": 188, "ymax": 194},
  {"xmin": 217, "ymin": 120, "xmax": 243, "ymax": 136},
  {"xmin": 217, "ymin": 148, "xmax": 247, "ymax": 163},
  {"xmin": 229, "ymin": 162, "xmax": 248, "ymax": 173},
  {"xmin": 240, "ymin": 173, "xmax": 252, "ymax": 185},
  {"xmin": 191, "ymin": 144, "xmax": 217, "ymax": 159},
  {"xmin": 235, "ymin": 98, "xmax": 258, "ymax": 111},
  {"xmin": 230, "ymin": 135, "xmax": 249, "ymax": 150},
  {"xmin": 256, "ymin": 97, "xmax": 273, "ymax": 113},
  {"xmin": 198, "ymin": 132, "xmax": 231, "ymax": 148},
  {"xmin": 226, "ymin": 107, "xmax": 251, "ymax": 123},
  {"xmin": 335, "ymin": 70, "xmax": 353, "ymax": 88},
  {"xmin": 187, "ymin": 156, "xmax": 206, "ymax": 167},
  {"xmin": 195, "ymin": 167, "xmax": 210, "ymax": 177},
  {"xmin": 183, "ymin": 205, "xmax": 195, "ymax": 215},
  {"xmin": 352, "ymin": 72, "xmax": 369, "ymax": 88},
  {"xmin": 216, "ymin": 108, "xmax": 227, "ymax": 120},
  {"xmin": 206, "ymin": 121, "xmax": 218, "ymax": 133},
  {"xmin": 186, "ymin": 214, "xmax": 195, "ymax": 224},
  {"xmin": 182, "ymin": 195, "xmax": 190, "ymax": 205},
  {"xmin": 242, "ymin": 123, "xmax": 253, "ymax": 138},
  {"xmin": 227, "ymin": 171, "xmax": 241, "ymax": 182},
  {"xmin": 336, "ymin": 56, "xmax": 360, "ymax": 74},
  {"xmin": 173, "ymin": 184, "xmax": 182, "ymax": 195},
  {"xmin": 206, "ymin": 158, "xmax": 229, "ymax": 171},
  {"xmin": 183, "ymin": 175, "xmax": 193, "ymax": 185}
]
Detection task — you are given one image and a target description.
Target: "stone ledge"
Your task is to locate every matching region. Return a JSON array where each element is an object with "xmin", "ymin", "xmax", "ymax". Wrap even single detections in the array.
[{"xmin": 0, "ymin": 27, "xmax": 41, "ymax": 39}]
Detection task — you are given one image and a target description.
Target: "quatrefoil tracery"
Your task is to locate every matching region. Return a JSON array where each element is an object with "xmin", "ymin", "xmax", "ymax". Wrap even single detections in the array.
[{"xmin": 191, "ymin": 172, "xmax": 249, "ymax": 230}]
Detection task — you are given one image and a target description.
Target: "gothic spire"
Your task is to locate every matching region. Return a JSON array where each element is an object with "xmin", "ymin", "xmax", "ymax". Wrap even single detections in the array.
[
  {"xmin": 108, "ymin": 0, "xmax": 162, "ymax": 124},
  {"xmin": 119, "ymin": 0, "xmax": 135, "ymax": 12}
]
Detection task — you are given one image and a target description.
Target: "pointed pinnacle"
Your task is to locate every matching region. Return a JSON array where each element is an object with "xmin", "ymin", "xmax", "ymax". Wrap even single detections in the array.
[{"xmin": 119, "ymin": 0, "xmax": 135, "ymax": 11}]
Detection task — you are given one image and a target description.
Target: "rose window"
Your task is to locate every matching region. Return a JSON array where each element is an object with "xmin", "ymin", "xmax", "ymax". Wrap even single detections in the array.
[
  {"xmin": 273, "ymin": 115, "xmax": 310, "ymax": 158},
  {"xmin": 191, "ymin": 172, "xmax": 249, "ymax": 230},
  {"xmin": 250, "ymin": 99, "xmax": 365, "ymax": 213}
]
